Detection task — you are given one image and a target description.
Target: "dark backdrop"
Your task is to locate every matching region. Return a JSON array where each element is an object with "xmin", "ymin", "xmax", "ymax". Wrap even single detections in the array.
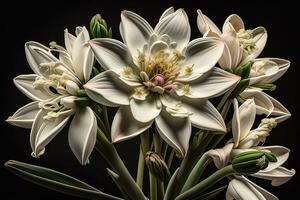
[{"xmin": 1, "ymin": 0, "xmax": 299, "ymax": 199}]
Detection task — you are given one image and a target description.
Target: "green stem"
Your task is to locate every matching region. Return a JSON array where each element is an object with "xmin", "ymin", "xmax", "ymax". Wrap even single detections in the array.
[
  {"xmin": 158, "ymin": 180, "xmax": 165, "ymax": 200},
  {"xmin": 150, "ymin": 172, "xmax": 157, "ymax": 200},
  {"xmin": 181, "ymin": 153, "xmax": 212, "ymax": 193},
  {"xmin": 217, "ymin": 90, "xmax": 232, "ymax": 111},
  {"xmin": 175, "ymin": 165, "xmax": 235, "ymax": 200},
  {"xmin": 167, "ymin": 150, "xmax": 175, "ymax": 169},
  {"xmin": 136, "ymin": 146, "xmax": 145, "ymax": 189},
  {"xmin": 102, "ymin": 106, "xmax": 111, "ymax": 135},
  {"xmin": 95, "ymin": 129, "xmax": 147, "ymax": 200}
]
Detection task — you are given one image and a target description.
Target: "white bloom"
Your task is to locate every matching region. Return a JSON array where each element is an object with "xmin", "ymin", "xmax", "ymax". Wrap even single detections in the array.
[
  {"xmin": 7, "ymin": 27, "xmax": 96, "ymax": 165},
  {"xmin": 84, "ymin": 7, "xmax": 240, "ymax": 156},
  {"xmin": 197, "ymin": 11, "xmax": 291, "ymax": 122}
]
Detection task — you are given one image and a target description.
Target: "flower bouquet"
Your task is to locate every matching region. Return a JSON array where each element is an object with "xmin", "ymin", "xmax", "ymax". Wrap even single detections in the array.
[{"xmin": 5, "ymin": 7, "xmax": 295, "ymax": 200}]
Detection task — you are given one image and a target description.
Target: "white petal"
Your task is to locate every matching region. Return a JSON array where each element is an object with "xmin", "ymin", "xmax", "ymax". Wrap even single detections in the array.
[
  {"xmin": 111, "ymin": 106, "xmax": 152, "ymax": 143},
  {"xmin": 89, "ymin": 38, "xmax": 134, "ymax": 70},
  {"xmin": 154, "ymin": 9, "xmax": 190, "ymax": 51},
  {"xmin": 159, "ymin": 7, "xmax": 175, "ymax": 21},
  {"xmin": 256, "ymin": 145, "xmax": 290, "ymax": 172},
  {"xmin": 257, "ymin": 58, "xmax": 290, "ymax": 84},
  {"xmin": 177, "ymin": 37, "xmax": 224, "ymax": 82},
  {"xmin": 222, "ymin": 14, "xmax": 245, "ymax": 33},
  {"xmin": 253, "ymin": 167, "xmax": 296, "ymax": 186},
  {"xmin": 251, "ymin": 27, "xmax": 268, "ymax": 59},
  {"xmin": 25, "ymin": 41, "xmax": 58, "ymax": 76},
  {"xmin": 264, "ymin": 93, "xmax": 291, "ymax": 123},
  {"xmin": 180, "ymin": 67, "xmax": 240, "ymax": 99},
  {"xmin": 197, "ymin": 10, "xmax": 222, "ymax": 35},
  {"xmin": 232, "ymin": 98, "xmax": 256, "ymax": 147},
  {"xmin": 177, "ymin": 96, "xmax": 227, "ymax": 132},
  {"xmin": 221, "ymin": 31, "xmax": 242, "ymax": 68},
  {"xmin": 69, "ymin": 107, "xmax": 97, "ymax": 165},
  {"xmin": 84, "ymin": 70, "xmax": 132, "ymax": 106},
  {"xmin": 14, "ymin": 74, "xmax": 52, "ymax": 101},
  {"xmin": 241, "ymin": 89, "xmax": 274, "ymax": 115},
  {"xmin": 6, "ymin": 101, "xmax": 40, "ymax": 128},
  {"xmin": 155, "ymin": 108, "xmax": 191, "ymax": 157},
  {"xmin": 30, "ymin": 109, "xmax": 71, "ymax": 157},
  {"xmin": 226, "ymin": 178, "xmax": 265, "ymax": 200},
  {"xmin": 120, "ymin": 10, "xmax": 153, "ymax": 59},
  {"xmin": 130, "ymin": 95, "xmax": 161, "ymax": 123},
  {"xmin": 208, "ymin": 143, "xmax": 234, "ymax": 169},
  {"xmin": 64, "ymin": 29, "xmax": 76, "ymax": 54},
  {"xmin": 71, "ymin": 27, "xmax": 93, "ymax": 82},
  {"xmin": 218, "ymin": 42, "xmax": 232, "ymax": 69}
]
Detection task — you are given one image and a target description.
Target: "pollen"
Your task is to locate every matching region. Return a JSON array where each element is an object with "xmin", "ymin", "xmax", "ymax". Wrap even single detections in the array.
[
  {"xmin": 237, "ymin": 29, "xmax": 257, "ymax": 54},
  {"xmin": 183, "ymin": 84, "xmax": 191, "ymax": 94},
  {"xmin": 123, "ymin": 67, "xmax": 133, "ymax": 77},
  {"xmin": 184, "ymin": 66, "xmax": 194, "ymax": 75}
]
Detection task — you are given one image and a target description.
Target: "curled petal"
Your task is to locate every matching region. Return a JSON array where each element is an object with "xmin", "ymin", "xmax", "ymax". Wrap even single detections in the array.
[
  {"xmin": 221, "ymin": 31, "xmax": 242, "ymax": 68},
  {"xmin": 159, "ymin": 7, "xmax": 175, "ymax": 21},
  {"xmin": 14, "ymin": 74, "xmax": 52, "ymax": 101},
  {"xmin": 69, "ymin": 107, "xmax": 97, "ymax": 165},
  {"xmin": 25, "ymin": 42, "xmax": 58, "ymax": 76},
  {"xmin": 208, "ymin": 143, "xmax": 234, "ymax": 169},
  {"xmin": 155, "ymin": 108, "xmax": 191, "ymax": 157},
  {"xmin": 197, "ymin": 10, "xmax": 222, "ymax": 35},
  {"xmin": 232, "ymin": 98, "xmax": 256, "ymax": 147},
  {"xmin": 111, "ymin": 106, "xmax": 152, "ymax": 143},
  {"xmin": 222, "ymin": 14, "xmax": 245, "ymax": 33},
  {"xmin": 6, "ymin": 101, "xmax": 40, "ymax": 129},
  {"xmin": 253, "ymin": 167, "xmax": 296, "ymax": 186},
  {"xmin": 30, "ymin": 110, "xmax": 71, "ymax": 158}
]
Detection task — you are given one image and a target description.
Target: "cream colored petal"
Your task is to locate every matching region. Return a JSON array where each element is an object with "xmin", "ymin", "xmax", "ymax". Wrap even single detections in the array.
[
  {"xmin": 154, "ymin": 9, "xmax": 190, "ymax": 51},
  {"xmin": 253, "ymin": 167, "xmax": 295, "ymax": 186},
  {"xmin": 30, "ymin": 109, "xmax": 71, "ymax": 158},
  {"xmin": 14, "ymin": 74, "xmax": 53, "ymax": 101},
  {"xmin": 64, "ymin": 29, "xmax": 76, "ymax": 54},
  {"xmin": 264, "ymin": 93, "xmax": 291, "ymax": 123},
  {"xmin": 178, "ymin": 67, "xmax": 240, "ymax": 99},
  {"xmin": 218, "ymin": 42, "xmax": 232, "ymax": 69},
  {"xmin": 208, "ymin": 143, "xmax": 234, "ymax": 169},
  {"xmin": 130, "ymin": 95, "xmax": 161, "ymax": 123},
  {"xmin": 69, "ymin": 107, "xmax": 97, "ymax": 165},
  {"xmin": 155, "ymin": 108, "xmax": 191, "ymax": 157},
  {"xmin": 84, "ymin": 70, "xmax": 132, "ymax": 106},
  {"xmin": 111, "ymin": 106, "xmax": 152, "ymax": 143},
  {"xmin": 197, "ymin": 10, "xmax": 222, "ymax": 35},
  {"xmin": 25, "ymin": 41, "xmax": 59, "ymax": 76},
  {"xmin": 120, "ymin": 10, "xmax": 153, "ymax": 59},
  {"xmin": 89, "ymin": 38, "xmax": 134, "ymax": 71},
  {"xmin": 159, "ymin": 7, "xmax": 175, "ymax": 21},
  {"xmin": 222, "ymin": 14, "xmax": 245, "ymax": 33},
  {"xmin": 249, "ymin": 59, "xmax": 280, "ymax": 85},
  {"xmin": 221, "ymin": 31, "xmax": 242, "ymax": 68},
  {"xmin": 6, "ymin": 101, "xmax": 40, "ymax": 129}
]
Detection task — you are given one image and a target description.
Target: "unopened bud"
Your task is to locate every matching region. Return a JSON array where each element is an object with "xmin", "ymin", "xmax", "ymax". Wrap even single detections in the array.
[
  {"xmin": 232, "ymin": 150, "xmax": 277, "ymax": 174},
  {"xmin": 145, "ymin": 151, "xmax": 170, "ymax": 181},
  {"xmin": 90, "ymin": 14, "xmax": 112, "ymax": 38},
  {"xmin": 251, "ymin": 83, "xmax": 276, "ymax": 91}
]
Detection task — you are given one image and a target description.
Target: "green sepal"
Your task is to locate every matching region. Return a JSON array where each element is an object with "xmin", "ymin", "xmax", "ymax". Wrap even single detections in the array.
[
  {"xmin": 252, "ymin": 83, "xmax": 277, "ymax": 91},
  {"xmin": 233, "ymin": 61, "xmax": 253, "ymax": 79},
  {"xmin": 230, "ymin": 79, "xmax": 249, "ymax": 98},
  {"xmin": 74, "ymin": 97, "xmax": 90, "ymax": 107}
]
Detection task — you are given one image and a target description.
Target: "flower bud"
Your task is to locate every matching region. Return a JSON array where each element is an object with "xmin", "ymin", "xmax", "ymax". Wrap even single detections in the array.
[
  {"xmin": 234, "ymin": 61, "xmax": 253, "ymax": 79},
  {"xmin": 145, "ymin": 151, "xmax": 170, "ymax": 181},
  {"xmin": 90, "ymin": 14, "xmax": 112, "ymax": 38},
  {"xmin": 232, "ymin": 150, "xmax": 277, "ymax": 174},
  {"xmin": 251, "ymin": 83, "xmax": 276, "ymax": 91}
]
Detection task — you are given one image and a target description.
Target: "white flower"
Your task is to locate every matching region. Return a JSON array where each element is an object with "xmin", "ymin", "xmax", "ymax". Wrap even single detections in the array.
[
  {"xmin": 7, "ymin": 27, "xmax": 96, "ymax": 165},
  {"xmin": 197, "ymin": 10, "xmax": 291, "ymax": 122},
  {"xmin": 197, "ymin": 10, "xmax": 267, "ymax": 68},
  {"xmin": 84, "ymin": 7, "xmax": 240, "ymax": 156}
]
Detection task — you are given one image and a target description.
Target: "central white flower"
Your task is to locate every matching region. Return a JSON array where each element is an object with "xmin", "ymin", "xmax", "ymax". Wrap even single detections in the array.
[{"xmin": 84, "ymin": 7, "xmax": 240, "ymax": 156}]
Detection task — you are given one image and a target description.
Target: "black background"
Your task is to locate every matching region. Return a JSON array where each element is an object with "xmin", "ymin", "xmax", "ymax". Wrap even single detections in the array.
[{"xmin": 1, "ymin": 0, "xmax": 299, "ymax": 199}]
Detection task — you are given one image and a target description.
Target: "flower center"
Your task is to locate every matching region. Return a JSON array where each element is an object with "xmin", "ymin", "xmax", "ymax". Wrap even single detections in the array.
[
  {"xmin": 237, "ymin": 29, "xmax": 257, "ymax": 55},
  {"xmin": 249, "ymin": 60, "xmax": 268, "ymax": 77},
  {"xmin": 135, "ymin": 50, "xmax": 183, "ymax": 95}
]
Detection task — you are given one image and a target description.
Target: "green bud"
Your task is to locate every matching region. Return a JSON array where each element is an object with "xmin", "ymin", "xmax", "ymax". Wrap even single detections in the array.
[
  {"xmin": 145, "ymin": 151, "xmax": 171, "ymax": 182},
  {"xmin": 90, "ymin": 14, "xmax": 112, "ymax": 38},
  {"xmin": 74, "ymin": 97, "xmax": 90, "ymax": 107},
  {"xmin": 230, "ymin": 79, "xmax": 250, "ymax": 98},
  {"xmin": 252, "ymin": 83, "xmax": 276, "ymax": 91},
  {"xmin": 233, "ymin": 61, "xmax": 253, "ymax": 79},
  {"xmin": 77, "ymin": 89, "xmax": 87, "ymax": 97},
  {"xmin": 232, "ymin": 150, "xmax": 277, "ymax": 174}
]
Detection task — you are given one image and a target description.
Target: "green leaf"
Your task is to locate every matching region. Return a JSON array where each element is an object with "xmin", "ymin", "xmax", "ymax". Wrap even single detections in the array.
[
  {"xmin": 193, "ymin": 185, "xmax": 227, "ymax": 200},
  {"xmin": 164, "ymin": 168, "xmax": 179, "ymax": 200},
  {"xmin": 5, "ymin": 160, "xmax": 123, "ymax": 200},
  {"xmin": 107, "ymin": 168, "xmax": 131, "ymax": 200}
]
